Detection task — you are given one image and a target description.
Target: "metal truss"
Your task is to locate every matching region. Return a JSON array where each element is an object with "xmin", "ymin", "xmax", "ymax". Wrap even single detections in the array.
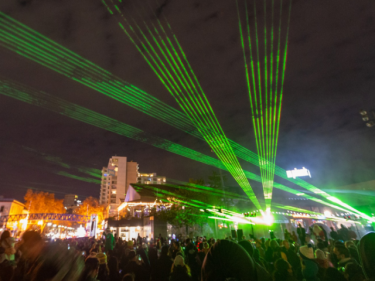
[{"xmin": 0, "ymin": 213, "xmax": 90, "ymax": 224}]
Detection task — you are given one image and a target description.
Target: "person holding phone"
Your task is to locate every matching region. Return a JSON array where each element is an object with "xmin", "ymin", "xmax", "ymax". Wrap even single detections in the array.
[
  {"xmin": 108, "ymin": 256, "xmax": 121, "ymax": 281},
  {"xmin": 122, "ymin": 250, "xmax": 150, "ymax": 280}
]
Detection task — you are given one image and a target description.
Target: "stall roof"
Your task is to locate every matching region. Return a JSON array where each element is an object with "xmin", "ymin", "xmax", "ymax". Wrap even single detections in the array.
[{"xmin": 106, "ymin": 217, "xmax": 144, "ymax": 227}]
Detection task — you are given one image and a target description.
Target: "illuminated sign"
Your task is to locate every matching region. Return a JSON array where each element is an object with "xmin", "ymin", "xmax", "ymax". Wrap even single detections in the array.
[{"xmin": 286, "ymin": 167, "xmax": 311, "ymax": 179}]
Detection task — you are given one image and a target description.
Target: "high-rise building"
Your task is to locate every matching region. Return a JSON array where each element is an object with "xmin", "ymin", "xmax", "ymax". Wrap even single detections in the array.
[
  {"xmin": 127, "ymin": 162, "xmax": 139, "ymax": 189},
  {"xmin": 99, "ymin": 156, "xmax": 139, "ymax": 212},
  {"xmin": 63, "ymin": 194, "xmax": 82, "ymax": 213},
  {"xmin": 137, "ymin": 173, "xmax": 166, "ymax": 185},
  {"xmin": 63, "ymin": 194, "xmax": 78, "ymax": 208}
]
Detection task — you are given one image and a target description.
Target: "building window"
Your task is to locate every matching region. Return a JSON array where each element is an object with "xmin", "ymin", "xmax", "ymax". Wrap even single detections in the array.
[
  {"xmin": 0, "ymin": 206, "xmax": 3, "ymax": 212},
  {"xmin": 112, "ymin": 181, "xmax": 117, "ymax": 184}
]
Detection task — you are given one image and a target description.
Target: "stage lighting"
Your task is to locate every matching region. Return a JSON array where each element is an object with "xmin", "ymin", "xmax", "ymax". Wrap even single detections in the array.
[
  {"xmin": 359, "ymin": 110, "xmax": 367, "ymax": 116},
  {"xmin": 362, "ymin": 116, "xmax": 369, "ymax": 121},
  {"xmin": 366, "ymin": 121, "xmax": 375, "ymax": 127},
  {"xmin": 324, "ymin": 211, "xmax": 331, "ymax": 217}
]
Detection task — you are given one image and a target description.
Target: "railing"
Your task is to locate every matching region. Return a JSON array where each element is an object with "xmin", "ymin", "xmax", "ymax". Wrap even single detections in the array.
[{"xmin": 0, "ymin": 213, "xmax": 90, "ymax": 224}]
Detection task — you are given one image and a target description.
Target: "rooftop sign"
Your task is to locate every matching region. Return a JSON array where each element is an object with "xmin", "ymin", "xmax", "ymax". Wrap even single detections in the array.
[{"xmin": 286, "ymin": 167, "xmax": 311, "ymax": 179}]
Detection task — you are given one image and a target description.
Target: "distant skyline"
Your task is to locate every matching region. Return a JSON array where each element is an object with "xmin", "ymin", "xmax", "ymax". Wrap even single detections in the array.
[{"xmin": 0, "ymin": 0, "xmax": 374, "ymax": 204}]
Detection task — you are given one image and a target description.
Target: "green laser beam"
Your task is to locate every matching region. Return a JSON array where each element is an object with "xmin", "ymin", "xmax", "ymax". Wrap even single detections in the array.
[
  {"xmin": 236, "ymin": 0, "xmax": 293, "ymax": 211},
  {"xmin": 103, "ymin": 1, "xmax": 261, "ymax": 210},
  {"xmin": 0, "ymin": 77, "xmax": 371, "ymax": 220},
  {"xmin": 20, "ymin": 145, "xmax": 102, "ymax": 179},
  {"xmin": 0, "ymin": 11, "xmax": 362, "ymax": 213}
]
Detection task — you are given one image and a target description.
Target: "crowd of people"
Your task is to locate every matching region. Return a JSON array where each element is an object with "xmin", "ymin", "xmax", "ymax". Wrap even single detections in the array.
[{"xmin": 0, "ymin": 224, "xmax": 374, "ymax": 281}]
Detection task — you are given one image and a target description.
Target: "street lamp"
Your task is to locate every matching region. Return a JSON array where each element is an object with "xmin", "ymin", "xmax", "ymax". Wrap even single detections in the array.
[{"xmin": 360, "ymin": 109, "xmax": 375, "ymax": 128}]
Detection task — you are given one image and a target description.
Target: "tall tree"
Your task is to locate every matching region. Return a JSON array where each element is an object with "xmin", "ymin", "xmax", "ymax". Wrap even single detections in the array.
[
  {"xmin": 74, "ymin": 196, "xmax": 107, "ymax": 223},
  {"xmin": 24, "ymin": 189, "xmax": 65, "ymax": 214},
  {"xmin": 151, "ymin": 205, "xmax": 206, "ymax": 229}
]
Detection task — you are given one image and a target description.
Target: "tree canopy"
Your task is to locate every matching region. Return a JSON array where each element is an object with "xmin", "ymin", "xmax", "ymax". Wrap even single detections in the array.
[
  {"xmin": 74, "ymin": 196, "xmax": 107, "ymax": 223},
  {"xmin": 151, "ymin": 205, "xmax": 206, "ymax": 229},
  {"xmin": 24, "ymin": 189, "xmax": 65, "ymax": 214}
]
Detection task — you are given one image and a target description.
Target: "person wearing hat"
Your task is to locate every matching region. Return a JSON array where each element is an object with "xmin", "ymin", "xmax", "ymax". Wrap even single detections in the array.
[
  {"xmin": 299, "ymin": 244, "xmax": 319, "ymax": 281},
  {"xmin": 96, "ymin": 247, "xmax": 109, "ymax": 281}
]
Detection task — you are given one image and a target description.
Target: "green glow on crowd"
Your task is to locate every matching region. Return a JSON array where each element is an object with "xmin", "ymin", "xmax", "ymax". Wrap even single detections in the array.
[
  {"xmin": 236, "ymin": 0, "xmax": 292, "ymax": 211},
  {"xmin": 0, "ymin": 11, "xmax": 367, "ymax": 217}
]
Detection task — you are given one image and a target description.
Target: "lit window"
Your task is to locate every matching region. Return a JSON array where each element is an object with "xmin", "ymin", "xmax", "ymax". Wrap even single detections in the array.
[{"xmin": 112, "ymin": 191, "xmax": 116, "ymax": 194}]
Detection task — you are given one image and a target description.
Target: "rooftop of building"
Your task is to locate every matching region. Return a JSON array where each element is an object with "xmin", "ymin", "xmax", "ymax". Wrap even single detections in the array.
[
  {"xmin": 138, "ymin": 173, "xmax": 166, "ymax": 178},
  {"xmin": 0, "ymin": 198, "xmax": 26, "ymax": 207},
  {"xmin": 124, "ymin": 183, "xmax": 190, "ymax": 204}
]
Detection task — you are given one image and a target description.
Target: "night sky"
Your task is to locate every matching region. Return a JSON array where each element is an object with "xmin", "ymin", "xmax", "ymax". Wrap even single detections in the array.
[{"xmin": 0, "ymin": 0, "xmax": 374, "ymax": 205}]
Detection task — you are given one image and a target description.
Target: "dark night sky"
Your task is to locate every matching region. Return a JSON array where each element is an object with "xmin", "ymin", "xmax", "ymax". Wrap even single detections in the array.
[{"xmin": 0, "ymin": 0, "xmax": 374, "ymax": 205}]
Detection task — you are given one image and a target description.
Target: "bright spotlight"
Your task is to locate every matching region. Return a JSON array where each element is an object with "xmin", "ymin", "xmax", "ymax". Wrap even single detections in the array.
[
  {"xmin": 324, "ymin": 211, "xmax": 332, "ymax": 217},
  {"xmin": 263, "ymin": 213, "xmax": 274, "ymax": 225},
  {"xmin": 359, "ymin": 110, "xmax": 367, "ymax": 116}
]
